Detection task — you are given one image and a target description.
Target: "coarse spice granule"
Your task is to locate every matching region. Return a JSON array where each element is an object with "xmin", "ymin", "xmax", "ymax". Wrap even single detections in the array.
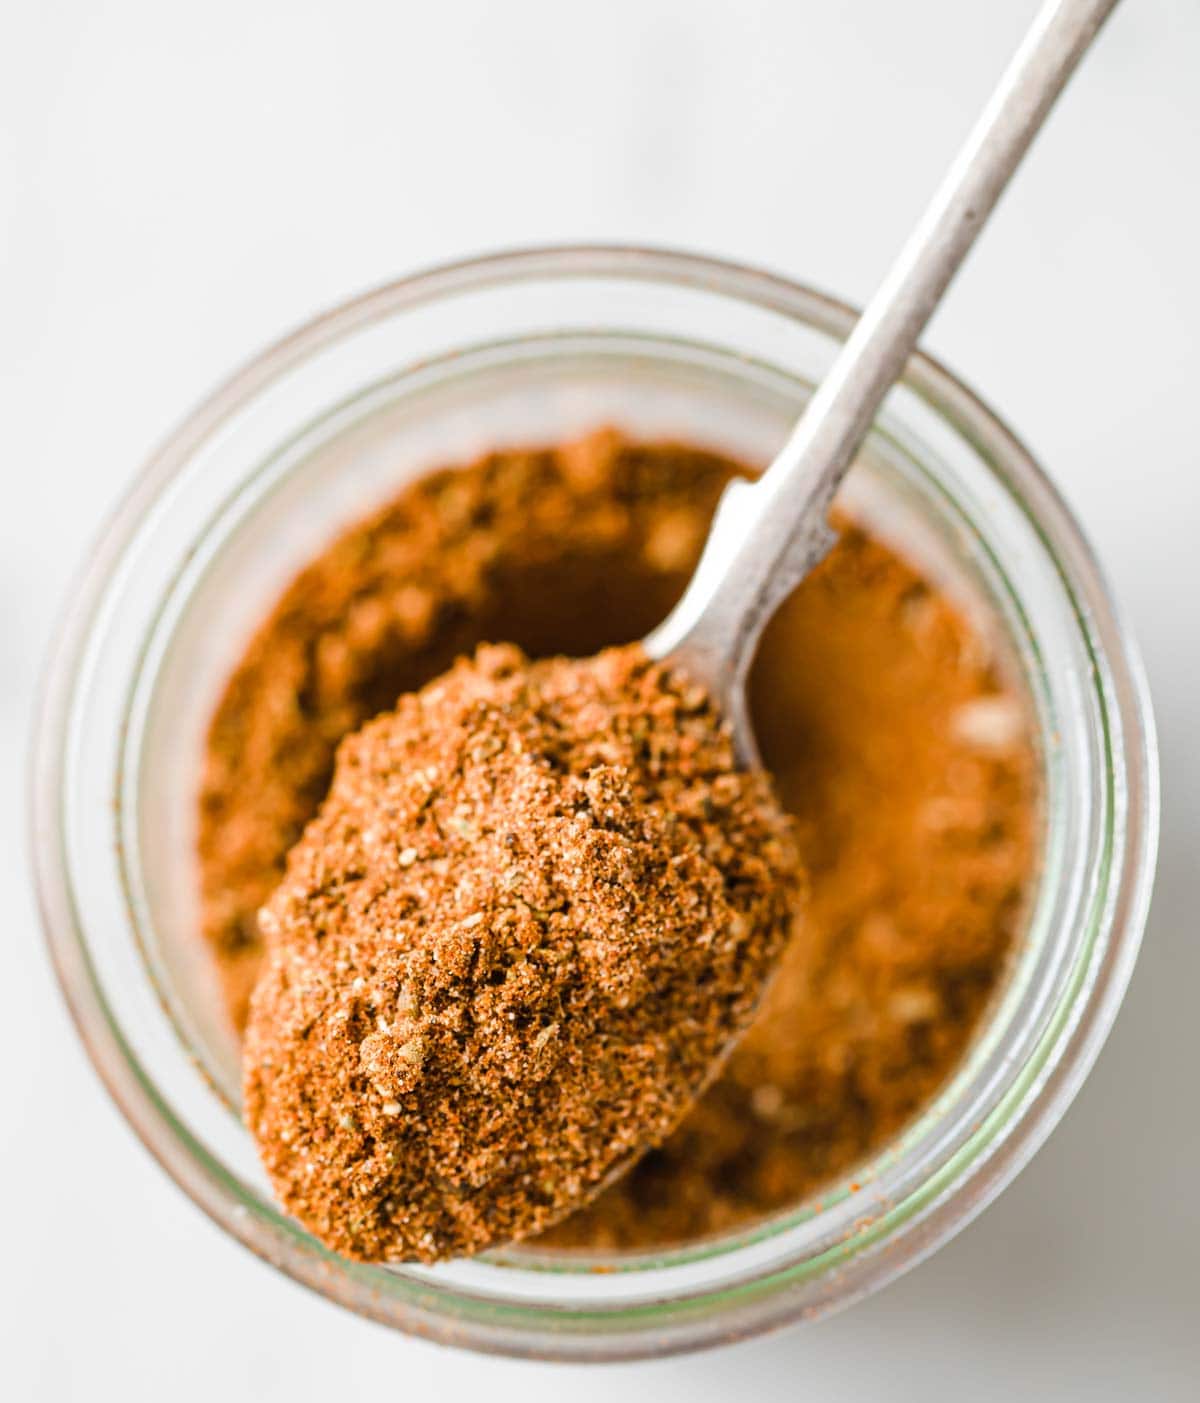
[
  {"xmin": 243, "ymin": 642, "xmax": 801, "ymax": 1261},
  {"xmin": 198, "ymin": 429, "xmax": 1036, "ymax": 1252}
]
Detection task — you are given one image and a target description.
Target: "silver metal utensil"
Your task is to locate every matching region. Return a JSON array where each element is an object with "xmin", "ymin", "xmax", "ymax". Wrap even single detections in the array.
[{"xmin": 646, "ymin": 0, "xmax": 1119, "ymax": 763}]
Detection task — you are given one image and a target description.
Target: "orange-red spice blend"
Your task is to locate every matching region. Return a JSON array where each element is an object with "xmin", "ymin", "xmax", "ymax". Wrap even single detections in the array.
[
  {"xmin": 243, "ymin": 642, "xmax": 801, "ymax": 1261},
  {"xmin": 198, "ymin": 430, "xmax": 1036, "ymax": 1251}
]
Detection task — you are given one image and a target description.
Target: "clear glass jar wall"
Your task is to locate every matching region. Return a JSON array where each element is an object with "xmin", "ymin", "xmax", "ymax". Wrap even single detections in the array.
[{"xmin": 33, "ymin": 249, "xmax": 1157, "ymax": 1360}]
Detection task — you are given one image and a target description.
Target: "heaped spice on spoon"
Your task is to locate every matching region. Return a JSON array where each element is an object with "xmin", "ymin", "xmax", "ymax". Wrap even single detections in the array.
[{"xmin": 243, "ymin": 640, "xmax": 802, "ymax": 1262}]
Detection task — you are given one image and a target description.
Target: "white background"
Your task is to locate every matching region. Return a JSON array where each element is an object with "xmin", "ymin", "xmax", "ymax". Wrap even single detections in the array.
[{"xmin": 3, "ymin": 1, "xmax": 1198, "ymax": 1398}]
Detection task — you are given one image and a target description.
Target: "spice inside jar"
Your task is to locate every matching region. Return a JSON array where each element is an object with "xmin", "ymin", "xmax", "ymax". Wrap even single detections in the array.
[{"xmin": 198, "ymin": 429, "xmax": 1036, "ymax": 1254}]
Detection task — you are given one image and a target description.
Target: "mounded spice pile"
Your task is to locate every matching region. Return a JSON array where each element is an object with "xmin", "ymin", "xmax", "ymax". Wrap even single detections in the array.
[
  {"xmin": 243, "ymin": 642, "xmax": 800, "ymax": 1261},
  {"xmin": 199, "ymin": 429, "xmax": 1036, "ymax": 1251}
]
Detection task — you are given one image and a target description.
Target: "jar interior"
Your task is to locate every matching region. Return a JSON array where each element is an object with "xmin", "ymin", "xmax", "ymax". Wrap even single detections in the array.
[{"xmin": 122, "ymin": 336, "xmax": 1045, "ymax": 1273}]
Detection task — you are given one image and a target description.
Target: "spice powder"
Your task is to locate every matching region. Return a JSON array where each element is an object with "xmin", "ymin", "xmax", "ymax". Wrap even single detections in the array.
[
  {"xmin": 199, "ymin": 429, "xmax": 1036, "ymax": 1251},
  {"xmin": 244, "ymin": 642, "xmax": 801, "ymax": 1260}
]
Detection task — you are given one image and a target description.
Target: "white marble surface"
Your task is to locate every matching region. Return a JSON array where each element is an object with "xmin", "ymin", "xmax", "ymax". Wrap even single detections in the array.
[{"xmin": 4, "ymin": 1, "xmax": 1198, "ymax": 1397}]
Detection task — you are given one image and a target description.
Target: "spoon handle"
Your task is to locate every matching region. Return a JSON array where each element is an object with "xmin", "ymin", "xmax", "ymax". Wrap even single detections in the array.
[{"xmin": 648, "ymin": 0, "xmax": 1119, "ymax": 716}]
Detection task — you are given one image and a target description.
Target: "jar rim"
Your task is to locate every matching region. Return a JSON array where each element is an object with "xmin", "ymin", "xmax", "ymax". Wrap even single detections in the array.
[{"xmin": 31, "ymin": 244, "xmax": 1159, "ymax": 1360}]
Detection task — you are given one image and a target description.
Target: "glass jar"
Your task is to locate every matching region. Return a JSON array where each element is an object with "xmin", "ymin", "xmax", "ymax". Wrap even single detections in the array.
[{"xmin": 32, "ymin": 247, "xmax": 1158, "ymax": 1360}]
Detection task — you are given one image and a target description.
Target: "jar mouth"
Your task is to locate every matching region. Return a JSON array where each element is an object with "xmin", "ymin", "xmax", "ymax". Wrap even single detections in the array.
[{"xmin": 32, "ymin": 245, "xmax": 1159, "ymax": 1360}]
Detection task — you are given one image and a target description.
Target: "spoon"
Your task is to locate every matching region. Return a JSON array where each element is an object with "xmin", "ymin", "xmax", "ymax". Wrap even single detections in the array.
[
  {"xmin": 646, "ymin": 0, "xmax": 1118, "ymax": 764},
  {"xmin": 241, "ymin": 0, "xmax": 1123, "ymax": 1265}
]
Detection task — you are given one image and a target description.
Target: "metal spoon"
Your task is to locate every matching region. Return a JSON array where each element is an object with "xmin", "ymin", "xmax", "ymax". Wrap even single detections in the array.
[{"xmin": 646, "ymin": 0, "xmax": 1118, "ymax": 764}]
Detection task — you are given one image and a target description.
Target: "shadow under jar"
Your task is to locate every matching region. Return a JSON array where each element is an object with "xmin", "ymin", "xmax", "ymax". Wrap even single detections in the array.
[{"xmin": 33, "ymin": 247, "xmax": 1157, "ymax": 1360}]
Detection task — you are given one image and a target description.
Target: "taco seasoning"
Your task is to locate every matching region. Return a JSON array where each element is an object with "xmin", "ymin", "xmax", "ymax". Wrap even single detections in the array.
[
  {"xmin": 199, "ymin": 429, "xmax": 1036, "ymax": 1255},
  {"xmin": 243, "ymin": 641, "xmax": 801, "ymax": 1261}
]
